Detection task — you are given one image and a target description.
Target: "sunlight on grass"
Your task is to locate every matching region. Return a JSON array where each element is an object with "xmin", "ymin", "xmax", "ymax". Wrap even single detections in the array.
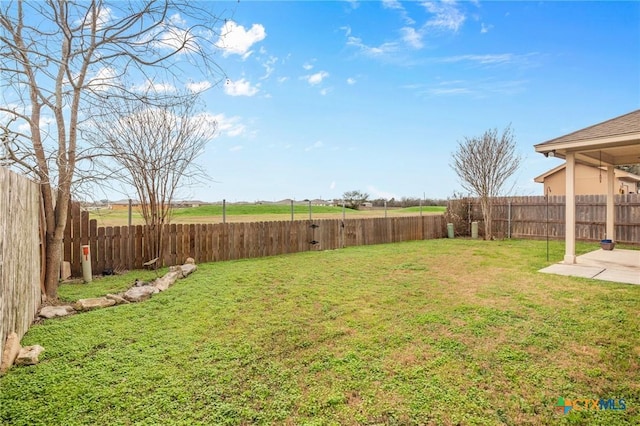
[{"xmin": 1, "ymin": 239, "xmax": 638, "ymax": 425}]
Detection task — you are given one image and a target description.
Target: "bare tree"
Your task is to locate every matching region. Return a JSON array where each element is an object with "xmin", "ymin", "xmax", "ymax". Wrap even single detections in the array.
[
  {"xmin": 0, "ymin": 1, "xmax": 227, "ymax": 299},
  {"xmin": 617, "ymin": 164, "xmax": 640, "ymax": 176},
  {"xmin": 342, "ymin": 190, "xmax": 370, "ymax": 210},
  {"xmin": 450, "ymin": 126, "xmax": 521, "ymax": 240},
  {"xmin": 84, "ymin": 91, "xmax": 215, "ymax": 263}
]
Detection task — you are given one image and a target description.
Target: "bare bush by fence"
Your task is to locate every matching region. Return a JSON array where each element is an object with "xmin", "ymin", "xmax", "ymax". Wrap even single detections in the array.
[
  {"xmin": 0, "ymin": 168, "xmax": 41, "ymax": 365},
  {"xmin": 447, "ymin": 195, "xmax": 640, "ymax": 243},
  {"xmin": 62, "ymin": 209, "xmax": 446, "ymax": 275}
]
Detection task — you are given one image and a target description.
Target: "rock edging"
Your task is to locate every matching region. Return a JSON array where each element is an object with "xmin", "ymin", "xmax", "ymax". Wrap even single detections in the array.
[{"xmin": 1, "ymin": 259, "xmax": 198, "ymax": 375}]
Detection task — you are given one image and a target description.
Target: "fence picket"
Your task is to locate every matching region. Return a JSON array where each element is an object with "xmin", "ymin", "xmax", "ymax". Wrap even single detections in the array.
[
  {"xmin": 451, "ymin": 194, "xmax": 639, "ymax": 243},
  {"xmin": 59, "ymin": 214, "xmax": 446, "ymax": 276},
  {"xmin": 0, "ymin": 168, "xmax": 41, "ymax": 365}
]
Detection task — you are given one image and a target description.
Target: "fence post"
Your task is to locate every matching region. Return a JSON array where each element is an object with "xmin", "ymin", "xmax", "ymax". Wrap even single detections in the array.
[
  {"xmin": 508, "ymin": 200, "xmax": 512, "ymax": 239},
  {"xmin": 468, "ymin": 198, "xmax": 472, "ymax": 235},
  {"xmin": 128, "ymin": 198, "xmax": 133, "ymax": 270},
  {"xmin": 81, "ymin": 245, "xmax": 92, "ymax": 283}
]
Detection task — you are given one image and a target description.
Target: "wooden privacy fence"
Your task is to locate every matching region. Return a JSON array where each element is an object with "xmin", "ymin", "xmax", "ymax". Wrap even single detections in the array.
[
  {"xmin": 0, "ymin": 168, "xmax": 41, "ymax": 365},
  {"xmin": 63, "ymin": 210, "xmax": 446, "ymax": 276},
  {"xmin": 450, "ymin": 194, "xmax": 640, "ymax": 244}
]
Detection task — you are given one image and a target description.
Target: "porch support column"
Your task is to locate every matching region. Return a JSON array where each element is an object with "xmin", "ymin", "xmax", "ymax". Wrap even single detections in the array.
[
  {"xmin": 606, "ymin": 166, "xmax": 615, "ymax": 241},
  {"xmin": 564, "ymin": 152, "xmax": 576, "ymax": 264}
]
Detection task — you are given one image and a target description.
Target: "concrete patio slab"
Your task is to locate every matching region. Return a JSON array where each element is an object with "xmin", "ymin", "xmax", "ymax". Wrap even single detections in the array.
[
  {"xmin": 593, "ymin": 268, "xmax": 640, "ymax": 285},
  {"xmin": 577, "ymin": 249, "xmax": 640, "ymax": 270},
  {"xmin": 539, "ymin": 248, "xmax": 640, "ymax": 285},
  {"xmin": 539, "ymin": 264, "xmax": 605, "ymax": 279}
]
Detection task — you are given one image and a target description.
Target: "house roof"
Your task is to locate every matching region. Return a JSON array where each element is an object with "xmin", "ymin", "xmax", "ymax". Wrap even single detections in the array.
[
  {"xmin": 534, "ymin": 162, "xmax": 640, "ymax": 183},
  {"xmin": 534, "ymin": 109, "xmax": 640, "ymax": 166},
  {"xmin": 533, "ymin": 164, "xmax": 566, "ymax": 183}
]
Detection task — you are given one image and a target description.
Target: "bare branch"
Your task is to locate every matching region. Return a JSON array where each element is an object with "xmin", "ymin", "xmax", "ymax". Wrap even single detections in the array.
[
  {"xmin": 82, "ymin": 89, "xmax": 215, "ymax": 260},
  {"xmin": 450, "ymin": 125, "xmax": 522, "ymax": 239},
  {"xmin": 0, "ymin": 0, "xmax": 228, "ymax": 298}
]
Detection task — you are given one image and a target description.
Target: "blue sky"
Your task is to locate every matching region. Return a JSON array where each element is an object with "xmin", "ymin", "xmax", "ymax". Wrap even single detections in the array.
[{"xmin": 165, "ymin": 1, "xmax": 640, "ymax": 202}]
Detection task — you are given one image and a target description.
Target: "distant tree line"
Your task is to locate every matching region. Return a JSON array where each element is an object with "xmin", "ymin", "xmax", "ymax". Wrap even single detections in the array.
[
  {"xmin": 369, "ymin": 197, "xmax": 447, "ymax": 208},
  {"xmin": 338, "ymin": 190, "xmax": 447, "ymax": 210}
]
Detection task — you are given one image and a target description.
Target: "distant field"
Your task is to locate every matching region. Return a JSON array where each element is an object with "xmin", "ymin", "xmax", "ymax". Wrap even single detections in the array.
[{"xmin": 89, "ymin": 204, "xmax": 446, "ymax": 226}]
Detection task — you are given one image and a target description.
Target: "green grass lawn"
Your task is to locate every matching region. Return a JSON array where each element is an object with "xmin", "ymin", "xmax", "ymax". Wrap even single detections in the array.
[
  {"xmin": 89, "ymin": 204, "xmax": 445, "ymax": 226},
  {"xmin": 171, "ymin": 204, "xmax": 348, "ymax": 217},
  {"xmin": 398, "ymin": 205, "xmax": 447, "ymax": 214},
  {"xmin": 2, "ymin": 239, "xmax": 638, "ymax": 425}
]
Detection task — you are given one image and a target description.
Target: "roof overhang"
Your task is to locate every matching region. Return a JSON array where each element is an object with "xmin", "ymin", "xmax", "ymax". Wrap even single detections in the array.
[
  {"xmin": 534, "ymin": 133, "xmax": 640, "ymax": 167},
  {"xmin": 534, "ymin": 109, "xmax": 640, "ymax": 167},
  {"xmin": 618, "ymin": 175, "xmax": 640, "ymax": 183}
]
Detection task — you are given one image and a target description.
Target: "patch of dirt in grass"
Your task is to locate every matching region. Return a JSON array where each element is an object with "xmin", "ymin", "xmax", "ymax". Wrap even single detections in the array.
[
  {"xmin": 567, "ymin": 342, "xmax": 602, "ymax": 359},
  {"xmin": 385, "ymin": 343, "xmax": 432, "ymax": 369},
  {"xmin": 345, "ymin": 390, "xmax": 362, "ymax": 406}
]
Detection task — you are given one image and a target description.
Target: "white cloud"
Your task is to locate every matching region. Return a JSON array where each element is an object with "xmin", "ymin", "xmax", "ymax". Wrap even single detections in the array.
[
  {"xmin": 305, "ymin": 140, "xmax": 324, "ymax": 151},
  {"xmin": 437, "ymin": 53, "xmax": 515, "ymax": 65},
  {"xmin": 229, "ymin": 145, "xmax": 243, "ymax": 152},
  {"xmin": 16, "ymin": 115, "xmax": 55, "ymax": 134},
  {"xmin": 94, "ymin": 6, "xmax": 113, "ymax": 28},
  {"xmin": 400, "ymin": 83, "xmax": 425, "ymax": 90},
  {"xmin": 367, "ymin": 185, "xmax": 398, "ymax": 200},
  {"xmin": 186, "ymin": 111, "xmax": 218, "ymax": 138},
  {"xmin": 422, "ymin": 0, "xmax": 466, "ymax": 32},
  {"xmin": 261, "ymin": 56, "xmax": 278, "ymax": 80},
  {"xmin": 201, "ymin": 112, "xmax": 246, "ymax": 138},
  {"xmin": 480, "ymin": 23, "xmax": 493, "ymax": 34},
  {"xmin": 186, "ymin": 80, "xmax": 212, "ymax": 93},
  {"xmin": 224, "ymin": 78, "xmax": 259, "ymax": 96},
  {"xmin": 217, "ymin": 21, "xmax": 266, "ymax": 59},
  {"xmin": 425, "ymin": 78, "xmax": 528, "ymax": 97},
  {"xmin": 382, "ymin": 0, "xmax": 403, "ymax": 10},
  {"xmin": 131, "ymin": 79, "xmax": 176, "ymax": 93},
  {"xmin": 347, "ymin": 77, "xmax": 357, "ymax": 85},
  {"xmin": 428, "ymin": 86, "xmax": 473, "ymax": 96},
  {"xmin": 305, "ymin": 71, "xmax": 329, "ymax": 86},
  {"xmin": 329, "ymin": 181, "xmax": 336, "ymax": 190},
  {"xmin": 77, "ymin": 6, "xmax": 113, "ymax": 29},
  {"xmin": 382, "ymin": 0, "xmax": 415, "ymax": 25},
  {"xmin": 302, "ymin": 62, "xmax": 314, "ymax": 70},
  {"xmin": 401, "ymin": 27, "xmax": 423, "ymax": 49},
  {"xmin": 347, "ymin": 36, "xmax": 399, "ymax": 57},
  {"xmin": 150, "ymin": 14, "xmax": 200, "ymax": 53},
  {"xmin": 87, "ymin": 67, "xmax": 119, "ymax": 91},
  {"xmin": 168, "ymin": 13, "xmax": 187, "ymax": 27},
  {"xmin": 319, "ymin": 88, "xmax": 331, "ymax": 96}
]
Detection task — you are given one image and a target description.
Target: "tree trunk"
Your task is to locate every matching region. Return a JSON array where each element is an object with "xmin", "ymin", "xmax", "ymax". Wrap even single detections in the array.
[
  {"xmin": 481, "ymin": 197, "xmax": 492, "ymax": 240},
  {"xmin": 44, "ymin": 232, "xmax": 63, "ymax": 300},
  {"xmin": 42, "ymin": 186, "xmax": 70, "ymax": 300},
  {"xmin": 485, "ymin": 212, "xmax": 492, "ymax": 240}
]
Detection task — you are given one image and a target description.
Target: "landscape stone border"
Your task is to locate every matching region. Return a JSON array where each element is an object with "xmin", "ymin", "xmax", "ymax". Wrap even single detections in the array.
[{"xmin": 1, "ymin": 259, "xmax": 197, "ymax": 375}]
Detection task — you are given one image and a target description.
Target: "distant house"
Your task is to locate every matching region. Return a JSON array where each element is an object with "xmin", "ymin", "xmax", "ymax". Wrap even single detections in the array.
[
  {"xmin": 110, "ymin": 199, "xmax": 139, "ymax": 210},
  {"xmin": 108, "ymin": 199, "xmax": 205, "ymax": 210},
  {"xmin": 309, "ymin": 199, "xmax": 331, "ymax": 206},
  {"xmin": 173, "ymin": 200, "xmax": 204, "ymax": 208},
  {"xmin": 534, "ymin": 162, "xmax": 640, "ymax": 195}
]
